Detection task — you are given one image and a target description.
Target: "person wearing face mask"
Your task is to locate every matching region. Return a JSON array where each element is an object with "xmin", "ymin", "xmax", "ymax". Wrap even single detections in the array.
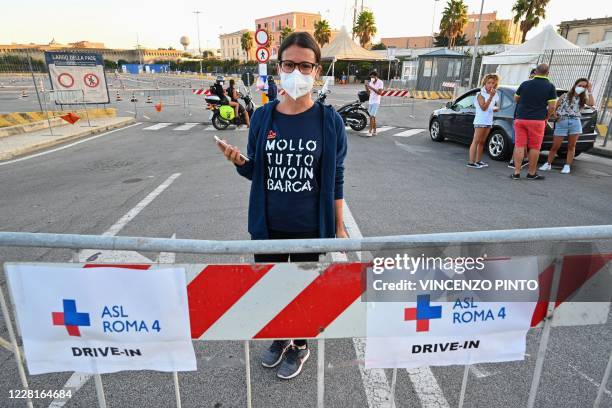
[
  {"xmin": 539, "ymin": 78, "xmax": 594, "ymax": 174},
  {"xmin": 216, "ymin": 32, "xmax": 348, "ymax": 380},
  {"xmin": 365, "ymin": 71, "xmax": 384, "ymax": 136}
]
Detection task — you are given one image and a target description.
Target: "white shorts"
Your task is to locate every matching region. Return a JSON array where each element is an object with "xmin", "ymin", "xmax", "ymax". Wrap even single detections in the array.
[{"xmin": 368, "ymin": 103, "xmax": 379, "ymax": 117}]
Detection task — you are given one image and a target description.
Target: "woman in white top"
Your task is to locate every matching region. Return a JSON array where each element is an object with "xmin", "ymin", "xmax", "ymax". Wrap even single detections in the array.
[{"xmin": 467, "ymin": 73, "xmax": 500, "ymax": 169}]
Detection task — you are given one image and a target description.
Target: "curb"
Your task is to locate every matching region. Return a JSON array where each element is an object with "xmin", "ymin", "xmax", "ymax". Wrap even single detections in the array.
[
  {"xmin": 0, "ymin": 118, "xmax": 136, "ymax": 161},
  {"xmin": 589, "ymin": 146, "xmax": 612, "ymax": 158}
]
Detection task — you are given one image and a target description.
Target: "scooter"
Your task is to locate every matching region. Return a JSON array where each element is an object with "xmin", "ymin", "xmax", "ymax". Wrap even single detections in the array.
[
  {"xmin": 206, "ymin": 85, "xmax": 255, "ymax": 130},
  {"xmin": 316, "ymin": 88, "xmax": 370, "ymax": 131}
]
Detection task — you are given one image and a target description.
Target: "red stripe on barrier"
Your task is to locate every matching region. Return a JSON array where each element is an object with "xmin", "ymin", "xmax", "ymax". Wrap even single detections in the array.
[
  {"xmin": 188, "ymin": 264, "xmax": 273, "ymax": 338},
  {"xmin": 530, "ymin": 262, "xmax": 554, "ymax": 327},
  {"xmin": 83, "ymin": 264, "xmax": 151, "ymax": 270},
  {"xmin": 557, "ymin": 254, "xmax": 612, "ymax": 304},
  {"xmin": 253, "ymin": 263, "xmax": 365, "ymax": 339}
]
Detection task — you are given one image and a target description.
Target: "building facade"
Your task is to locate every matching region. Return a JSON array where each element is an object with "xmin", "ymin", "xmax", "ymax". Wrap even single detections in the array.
[
  {"xmin": 254, "ymin": 11, "xmax": 323, "ymax": 57},
  {"xmin": 558, "ymin": 17, "xmax": 612, "ymax": 46},
  {"xmin": 382, "ymin": 36, "xmax": 435, "ymax": 49},
  {"xmin": 0, "ymin": 40, "xmax": 185, "ymax": 63},
  {"xmin": 463, "ymin": 11, "xmax": 522, "ymax": 45},
  {"xmin": 219, "ymin": 30, "xmax": 256, "ymax": 62}
]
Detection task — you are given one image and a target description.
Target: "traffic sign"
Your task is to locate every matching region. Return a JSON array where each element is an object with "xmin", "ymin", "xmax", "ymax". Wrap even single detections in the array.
[
  {"xmin": 57, "ymin": 73, "xmax": 74, "ymax": 88},
  {"xmin": 83, "ymin": 73, "xmax": 100, "ymax": 88},
  {"xmin": 255, "ymin": 29, "xmax": 269, "ymax": 46},
  {"xmin": 256, "ymin": 47, "xmax": 270, "ymax": 63}
]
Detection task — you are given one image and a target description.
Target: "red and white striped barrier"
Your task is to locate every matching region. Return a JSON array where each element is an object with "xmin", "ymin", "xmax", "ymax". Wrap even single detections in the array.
[
  {"xmin": 379, "ymin": 89, "xmax": 410, "ymax": 97},
  {"xmin": 442, "ymin": 82, "xmax": 457, "ymax": 88},
  {"xmin": 21, "ymin": 255, "xmax": 612, "ymax": 340},
  {"xmin": 192, "ymin": 88, "xmax": 211, "ymax": 96}
]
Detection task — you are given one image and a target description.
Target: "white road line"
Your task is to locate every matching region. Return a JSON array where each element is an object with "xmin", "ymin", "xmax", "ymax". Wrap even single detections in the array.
[
  {"xmin": 332, "ymin": 202, "xmax": 395, "ymax": 408},
  {"xmin": 48, "ymin": 175, "xmax": 181, "ymax": 408},
  {"xmin": 173, "ymin": 123, "xmax": 199, "ymax": 131},
  {"xmin": 393, "ymin": 128, "xmax": 426, "ymax": 138},
  {"xmin": 103, "ymin": 173, "xmax": 181, "ymax": 237},
  {"xmin": 339, "ymin": 200, "xmax": 450, "ymax": 408},
  {"xmin": 469, "ymin": 364, "xmax": 492, "ymax": 378},
  {"xmin": 407, "ymin": 367, "xmax": 451, "ymax": 408},
  {"xmin": 143, "ymin": 122, "xmax": 172, "ymax": 130},
  {"xmin": 361, "ymin": 126, "xmax": 395, "ymax": 134},
  {"xmin": 0, "ymin": 123, "xmax": 142, "ymax": 167},
  {"xmin": 568, "ymin": 363, "xmax": 612, "ymax": 398},
  {"xmin": 203, "ymin": 125, "xmax": 215, "ymax": 131}
]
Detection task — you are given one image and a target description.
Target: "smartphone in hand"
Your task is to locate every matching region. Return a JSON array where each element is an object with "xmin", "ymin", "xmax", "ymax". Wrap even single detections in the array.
[{"xmin": 214, "ymin": 135, "xmax": 249, "ymax": 162}]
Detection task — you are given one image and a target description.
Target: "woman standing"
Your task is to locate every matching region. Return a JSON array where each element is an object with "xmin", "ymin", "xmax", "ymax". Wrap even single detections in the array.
[
  {"xmin": 467, "ymin": 73, "xmax": 500, "ymax": 169},
  {"xmin": 216, "ymin": 32, "xmax": 348, "ymax": 380},
  {"xmin": 539, "ymin": 78, "xmax": 594, "ymax": 174}
]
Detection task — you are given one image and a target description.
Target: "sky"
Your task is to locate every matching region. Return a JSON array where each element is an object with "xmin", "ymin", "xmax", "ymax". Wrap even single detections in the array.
[{"xmin": 1, "ymin": 0, "xmax": 611, "ymax": 50}]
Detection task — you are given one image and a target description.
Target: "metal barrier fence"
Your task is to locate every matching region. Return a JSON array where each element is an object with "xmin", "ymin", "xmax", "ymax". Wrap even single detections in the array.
[{"xmin": 1, "ymin": 225, "xmax": 612, "ymax": 408}]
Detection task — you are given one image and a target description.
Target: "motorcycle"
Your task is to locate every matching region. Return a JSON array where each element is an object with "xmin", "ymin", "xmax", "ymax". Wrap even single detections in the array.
[
  {"xmin": 316, "ymin": 88, "xmax": 370, "ymax": 131},
  {"xmin": 206, "ymin": 85, "xmax": 255, "ymax": 130}
]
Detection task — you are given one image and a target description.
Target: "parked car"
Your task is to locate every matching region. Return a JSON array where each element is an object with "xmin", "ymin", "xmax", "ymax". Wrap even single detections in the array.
[{"xmin": 428, "ymin": 86, "xmax": 598, "ymax": 160}]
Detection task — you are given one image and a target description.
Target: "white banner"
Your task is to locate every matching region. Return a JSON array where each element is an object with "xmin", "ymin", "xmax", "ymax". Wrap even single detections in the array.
[
  {"xmin": 6, "ymin": 264, "xmax": 196, "ymax": 374},
  {"xmin": 365, "ymin": 257, "xmax": 538, "ymax": 368},
  {"xmin": 45, "ymin": 52, "xmax": 109, "ymax": 104}
]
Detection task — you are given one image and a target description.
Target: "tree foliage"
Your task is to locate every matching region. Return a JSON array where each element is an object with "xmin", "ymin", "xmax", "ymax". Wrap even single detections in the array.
[
  {"xmin": 314, "ymin": 20, "xmax": 332, "ymax": 47},
  {"xmin": 439, "ymin": 0, "xmax": 468, "ymax": 48},
  {"xmin": 512, "ymin": 0, "xmax": 550, "ymax": 43},
  {"xmin": 481, "ymin": 21, "xmax": 511, "ymax": 44},
  {"xmin": 353, "ymin": 10, "xmax": 377, "ymax": 48}
]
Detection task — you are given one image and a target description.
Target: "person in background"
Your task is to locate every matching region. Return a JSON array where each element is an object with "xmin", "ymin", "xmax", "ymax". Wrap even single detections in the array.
[
  {"xmin": 511, "ymin": 63, "xmax": 557, "ymax": 180},
  {"xmin": 267, "ymin": 76, "xmax": 278, "ymax": 102},
  {"xmin": 341, "ymin": 71, "xmax": 347, "ymax": 85},
  {"xmin": 508, "ymin": 68, "xmax": 538, "ymax": 169},
  {"xmin": 216, "ymin": 32, "xmax": 348, "ymax": 380},
  {"xmin": 227, "ymin": 79, "xmax": 250, "ymax": 128},
  {"xmin": 365, "ymin": 71, "xmax": 384, "ymax": 136},
  {"xmin": 539, "ymin": 78, "xmax": 594, "ymax": 174},
  {"xmin": 467, "ymin": 73, "xmax": 500, "ymax": 169},
  {"xmin": 529, "ymin": 68, "xmax": 536, "ymax": 79}
]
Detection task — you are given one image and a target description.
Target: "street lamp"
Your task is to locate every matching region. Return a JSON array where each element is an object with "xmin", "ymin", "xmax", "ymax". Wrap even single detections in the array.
[
  {"xmin": 194, "ymin": 11, "xmax": 203, "ymax": 74},
  {"xmin": 468, "ymin": 0, "xmax": 485, "ymax": 88},
  {"xmin": 431, "ymin": 0, "xmax": 440, "ymax": 48}
]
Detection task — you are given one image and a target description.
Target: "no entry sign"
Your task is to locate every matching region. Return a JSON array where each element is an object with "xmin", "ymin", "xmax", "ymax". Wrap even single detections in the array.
[
  {"xmin": 255, "ymin": 29, "xmax": 269, "ymax": 46},
  {"xmin": 256, "ymin": 47, "xmax": 270, "ymax": 63},
  {"xmin": 45, "ymin": 52, "xmax": 109, "ymax": 104}
]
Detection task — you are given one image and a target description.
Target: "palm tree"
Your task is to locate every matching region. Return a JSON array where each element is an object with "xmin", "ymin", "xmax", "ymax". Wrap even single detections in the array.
[
  {"xmin": 314, "ymin": 20, "xmax": 332, "ymax": 47},
  {"xmin": 512, "ymin": 0, "xmax": 550, "ymax": 43},
  {"xmin": 439, "ymin": 0, "xmax": 468, "ymax": 48},
  {"xmin": 279, "ymin": 26, "xmax": 294, "ymax": 43},
  {"xmin": 353, "ymin": 11, "xmax": 377, "ymax": 48},
  {"xmin": 240, "ymin": 32, "xmax": 253, "ymax": 61}
]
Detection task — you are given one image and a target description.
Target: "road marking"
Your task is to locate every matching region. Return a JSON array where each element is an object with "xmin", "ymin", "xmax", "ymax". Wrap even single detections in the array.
[
  {"xmin": 0, "ymin": 122, "xmax": 142, "ymax": 167},
  {"xmin": 330, "ymin": 204, "xmax": 395, "ymax": 408},
  {"xmin": 469, "ymin": 364, "xmax": 493, "ymax": 378},
  {"xmin": 143, "ymin": 115, "xmax": 151, "ymax": 120},
  {"xmin": 173, "ymin": 123, "xmax": 199, "ymax": 131},
  {"xmin": 407, "ymin": 367, "xmax": 451, "ymax": 408},
  {"xmin": 48, "ymin": 176, "xmax": 181, "ymax": 408},
  {"xmin": 568, "ymin": 362, "xmax": 612, "ymax": 398},
  {"xmin": 143, "ymin": 122, "xmax": 172, "ymax": 130},
  {"xmin": 337, "ymin": 200, "xmax": 449, "ymax": 408},
  {"xmin": 393, "ymin": 128, "xmax": 426, "ymax": 137},
  {"xmin": 203, "ymin": 125, "xmax": 215, "ymax": 131},
  {"xmin": 361, "ymin": 126, "xmax": 395, "ymax": 134},
  {"xmin": 104, "ymin": 173, "xmax": 181, "ymax": 237}
]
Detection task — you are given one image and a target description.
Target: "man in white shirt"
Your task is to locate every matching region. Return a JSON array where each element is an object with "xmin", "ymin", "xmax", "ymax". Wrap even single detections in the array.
[{"xmin": 365, "ymin": 71, "xmax": 384, "ymax": 136}]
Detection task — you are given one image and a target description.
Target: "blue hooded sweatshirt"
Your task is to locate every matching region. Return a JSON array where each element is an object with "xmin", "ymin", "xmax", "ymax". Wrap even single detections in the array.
[{"xmin": 236, "ymin": 99, "xmax": 347, "ymax": 240}]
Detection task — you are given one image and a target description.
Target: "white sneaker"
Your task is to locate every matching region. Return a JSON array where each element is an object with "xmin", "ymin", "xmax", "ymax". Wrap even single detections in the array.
[
  {"xmin": 539, "ymin": 162, "xmax": 552, "ymax": 171},
  {"xmin": 561, "ymin": 164, "xmax": 571, "ymax": 174}
]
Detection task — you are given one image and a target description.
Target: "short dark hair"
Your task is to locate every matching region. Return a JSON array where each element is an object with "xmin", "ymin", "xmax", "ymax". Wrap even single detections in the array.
[
  {"xmin": 536, "ymin": 63, "xmax": 549, "ymax": 75},
  {"xmin": 229, "ymin": 79, "xmax": 235, "ymax": 86},
  {"xmin": 278, "ymin": 32, "xmax": 321, "ymax": 64},
  {"xmin": 369, "ymin": 71, "xmax": 378, "ymax": 77}
]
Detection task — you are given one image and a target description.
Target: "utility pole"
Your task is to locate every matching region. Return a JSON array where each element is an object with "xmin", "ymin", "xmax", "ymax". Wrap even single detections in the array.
[
  {"xmin": 194, "ymin": 11, "xmax": 203, "ymax": 74},
  {"xmin": 468, "ymin": 0, "xmax": 485, "ymax": 88},
  {"xmin": 352, "ymin": 0, "xmax": 358, "ymax": 39},
  {"xmin": 431, "ymin": 0, "xmax": 440, "ymax": 47}
]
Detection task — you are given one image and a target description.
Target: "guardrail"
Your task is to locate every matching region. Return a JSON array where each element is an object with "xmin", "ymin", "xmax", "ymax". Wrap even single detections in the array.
[{"xmin": 1, "ymin": 225, "xmax": 612, "ymax": 408}]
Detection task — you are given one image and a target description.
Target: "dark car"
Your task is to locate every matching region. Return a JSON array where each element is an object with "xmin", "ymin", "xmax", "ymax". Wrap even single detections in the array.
[{"xmin": 428, "ymin": 86, "xmax": 598, "ymax": 160}]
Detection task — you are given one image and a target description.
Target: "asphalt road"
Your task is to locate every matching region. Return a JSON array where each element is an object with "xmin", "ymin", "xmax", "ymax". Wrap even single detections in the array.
[{"xmin": 0, "ymin": 90, "xmax": 612, "ymax": 407}]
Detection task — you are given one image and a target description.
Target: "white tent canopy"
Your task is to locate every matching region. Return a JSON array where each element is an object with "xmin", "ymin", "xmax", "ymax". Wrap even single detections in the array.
[
  {"xmin": 321, "ymin": 26, "xmax": 387, "ymax": 61},
  {"xmin": 481, "ymin": 25, "xmax": 590, "ymax": 85}
]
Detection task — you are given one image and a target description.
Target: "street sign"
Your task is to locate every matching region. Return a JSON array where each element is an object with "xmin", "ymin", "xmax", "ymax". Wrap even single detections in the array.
[
  {"xmin": 45, "ymin": 52, "xmax": 109, "ymax": 104},
  {"xmin": 256, "ymin": 47, "xmax": 270, "ymax": 63},
  {"xmin": 255, "ymin": 29, "xmax": 269, "ymax": 46}
]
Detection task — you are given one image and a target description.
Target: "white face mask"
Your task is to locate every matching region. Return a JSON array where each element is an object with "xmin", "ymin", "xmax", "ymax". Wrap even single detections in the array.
[
  {"xmin": 280, "ymin": 70, "xmax": 314, "ymax": 100},
  {"xmin": 575, "ymin": 86, "xmax": 586, "ymax": 94}
]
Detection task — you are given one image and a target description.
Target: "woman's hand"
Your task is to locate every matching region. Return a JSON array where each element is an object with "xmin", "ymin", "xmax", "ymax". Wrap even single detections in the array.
[
  {"xmin": 217, "ymin": 140, "xmax": 246, "ymax": 166},
  {"xmin": 336, "ymin": 226, "xmax": 349, "ymax": 239},
  {"xmin": 587, "ymin": 81, "xmax": 593, "ymax": 92}
]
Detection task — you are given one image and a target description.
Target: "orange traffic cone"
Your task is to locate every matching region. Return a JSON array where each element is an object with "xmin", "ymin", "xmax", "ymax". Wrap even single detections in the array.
[
  {"xmin": 21, "ymin": 89, "xmax": 28, "ymax": 98},
  {"xmin": 154, "ymin": 102, "xmax": 162, "ymax": 112},
  {"xmin": 116, "ymin": 91, "xmax": 122, "ymax": 101},
  {"xmin": 146, "ymin": 95, "xmax": 153, "ymax": 103},
  {"xmin": 60, "ymin": 112, "xmax": 80, "ymax": 124}
]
